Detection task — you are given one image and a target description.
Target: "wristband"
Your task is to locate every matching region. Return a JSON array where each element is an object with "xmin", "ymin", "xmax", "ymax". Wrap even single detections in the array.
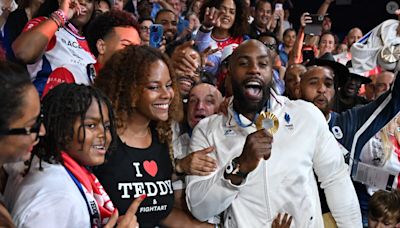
[
  {"xmin": 200, "ymin": 25, "xmax": 214, "ymax": 33},
  {"xmin": 53, "ymin": 9, "xmax": 67, "ymax": 27},
  {"xmin": 49, "ymin": 14, "xmax": 61, "ymax": 28}
]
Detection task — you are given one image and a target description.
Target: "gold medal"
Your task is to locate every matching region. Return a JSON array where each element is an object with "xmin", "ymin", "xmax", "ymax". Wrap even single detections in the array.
[{"xmin": 255, "ymin": 111, "xmax": 279, "ymax": 134}]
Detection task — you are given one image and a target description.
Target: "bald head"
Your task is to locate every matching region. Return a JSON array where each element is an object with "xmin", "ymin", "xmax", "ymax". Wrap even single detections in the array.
[
  {"xmin": 187, "ymin": 83, "xmax": 223, "ymax": 128},
  {"xmin": 228, "ymin": 39, "xmax": 274, "ymax": 117},
  {"xmin": 347, "ymin": 27, "xmax": 363, "ymax": 48},
  {"xmin": 229, "ymin": 39, "xmax": 272, "ymax": 70},
  {"xmin": 374, "ymin": 71, "xmax": 394, "ymax": 98}
]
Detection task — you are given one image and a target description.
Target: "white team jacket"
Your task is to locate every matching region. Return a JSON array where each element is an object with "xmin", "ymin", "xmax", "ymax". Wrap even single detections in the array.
[{"xmin": 186, "ymin": 91, "xmax": 362, "ymax": 228}]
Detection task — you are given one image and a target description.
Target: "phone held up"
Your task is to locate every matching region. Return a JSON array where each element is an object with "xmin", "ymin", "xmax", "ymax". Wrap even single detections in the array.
[
  {"xmin": 149, "ymin": 24, "xmax": 164, "ymax": 49},
  {"xmin": 304, "ymin": 14, "xmax": 324, "ymax": 36}
]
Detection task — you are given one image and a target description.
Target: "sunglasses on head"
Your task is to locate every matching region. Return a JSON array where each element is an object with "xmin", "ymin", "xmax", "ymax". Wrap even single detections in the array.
[{"xmin": 0, "ymin": 113, "xmax": 43, "ymax": 141}]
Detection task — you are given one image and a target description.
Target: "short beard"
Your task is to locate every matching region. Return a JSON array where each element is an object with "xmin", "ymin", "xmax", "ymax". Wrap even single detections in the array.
[{"xmin": 231, "ymin": 79, "xmax": 271, "ymax": 115}]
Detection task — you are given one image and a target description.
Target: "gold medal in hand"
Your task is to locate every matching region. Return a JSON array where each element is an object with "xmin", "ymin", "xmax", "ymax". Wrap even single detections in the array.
[{"xmin": 255, "ymin": 111, "xmax": 279, "ymax": 134}]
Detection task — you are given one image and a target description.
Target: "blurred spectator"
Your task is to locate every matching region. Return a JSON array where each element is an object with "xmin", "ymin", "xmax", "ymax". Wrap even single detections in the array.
[
  {"xmin": 368, "ymin": 190, "xmax": 400, "ymax": 228},
  {"xmin": 374, "ymin": 71, "xmax": 395, "ymax": 98},
  {"xmin": 138, "ymin": 17, "xmax": 153, "ymax": 46},
  {"xmin": 333, "ymin": 68, "xmax": 371, "ymax": 112},
  {"xmin": 94, "ymin": 0, "xmax": 112, "ymax": 16},
  {"xmin": 249, "ymin": 0, "xmax": 272, "ymax": 38},
  {"xmin": 186, "ymin": 0, "xmax": 203, "ymax": 16},
  {"xmin": 155, "ymin": 9, "xmax": 178, "ymax": 44},
  {"xmin": 346, "ymin": 27, "xmax": 363, "ymax": 49},
  {"xmin": 3, "ymin": 0, "xmax": 42, "ymax": 62},
  {"xmin": 42, "ymin": 10, "xmax": 141, "ymax": 97},
  {"xmin": 278, "ymin": 28, "xmax": 296, "ymax": 66},
  {"xmin": 11, "ymin": 0, "xmax": 96, "ymax": 96},
  {"xmin": 282, "ymin": 8, "xmax": 292, "ymax": 31},
  {"xmin": 284, "ymin": 63, "xmax": 306, "ymax": 99},
  {"xmin": 317, "ymin": 31, "xmax": 336, "ymax": 58},
  {"xmin": 195, "ymin": 0, "xmax": 249, "ymax": 76},
  {"xmin": 114, "ymin": 0, "xmax": 124, "ymax": 10},
  {"xmin": 365, "ymin": 71, "xmax": 395, "ymax": 101},
  {"xmin": 334, "ymin": 43, "xmax": 348, "ymax": 55},
  {"xmin": 258, "ymin": 31, "xmax": 285, "ymax": 95},
  {"xmin": 317, "ymin": 0, "xmax": 334, "ymax": 32},
  {"xmin": 0, "ymin": 0, "xmax": 17, "ymax": 34}
]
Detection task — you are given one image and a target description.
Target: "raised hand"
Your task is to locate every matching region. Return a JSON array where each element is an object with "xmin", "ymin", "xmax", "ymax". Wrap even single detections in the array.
[
  {"xmin": 300, "ymin": 12, "xmax": 312, "ymax": 28},
  {"xmin": 202, "ymin": 7, "xmax": 221, "ymax": 28},
  {"xmin": 58, "ymin": 0, "xmax": 81, "ymax": 20}
]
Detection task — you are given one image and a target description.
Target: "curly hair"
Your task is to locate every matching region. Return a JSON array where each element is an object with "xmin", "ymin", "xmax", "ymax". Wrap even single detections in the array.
[
  {"xmin": 95, "ymin": 45, "xmax": 182, "ymax": 165},
  {"xmin": 86, "ymin": 10, "xmax": 138, "ymax": 57},
  {"xmin": 32, "ymin": 83, "xmax": 117, "ymax": 168},
  {"xmin": 0, "ymin": 61, "xmax": 32, "ymax": 134},
  {"xmin": 199, "ymin": 0, "xmax": 249, "ymax": 38}
]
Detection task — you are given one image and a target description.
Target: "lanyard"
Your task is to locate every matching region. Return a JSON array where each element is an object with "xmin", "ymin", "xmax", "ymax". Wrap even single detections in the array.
[
  {"xmin": 233, "ymin": 99, "xmax": 270, "ymax": 128},
  {"xmin": 65, "ymin": 167, "xmax": 101, "ymax": 228}
]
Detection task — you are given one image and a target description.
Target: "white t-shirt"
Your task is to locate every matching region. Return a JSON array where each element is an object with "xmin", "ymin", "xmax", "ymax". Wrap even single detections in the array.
[{"xmin": 9, "ymin": 157, "xmax": 90, "ymax": 228}]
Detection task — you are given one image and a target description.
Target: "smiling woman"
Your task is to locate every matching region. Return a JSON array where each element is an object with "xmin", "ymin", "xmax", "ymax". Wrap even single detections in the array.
[
  {"xmin": 94, "ymin": 45, "xmax": 211, "ymax": 227},
  {"xmin": 0, "ymin": 61, "xmax": 45, "ymax": 228}
]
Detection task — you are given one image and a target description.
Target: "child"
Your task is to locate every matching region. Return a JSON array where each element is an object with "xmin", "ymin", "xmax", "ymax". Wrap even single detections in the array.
[
  {"xmin": 368, "ymin": 190, "xmax": 400, "ymax": 228},
  {"xmin": 9, "ymin": 83, "xmax": 143, "ymax": 228}
]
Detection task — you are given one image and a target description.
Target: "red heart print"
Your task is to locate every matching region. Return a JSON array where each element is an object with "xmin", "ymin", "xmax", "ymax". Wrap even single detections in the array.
[{"xmin": 143, "ymin": 160, "xmax": 158, "ymax": 177}]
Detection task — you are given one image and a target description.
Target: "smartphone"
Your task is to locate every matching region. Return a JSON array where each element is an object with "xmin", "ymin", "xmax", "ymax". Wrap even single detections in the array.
[
  {"xmin": 304, "ymin": 14, "xmax": 324, "ymax": 36},
  {"xmin": 149, "ymin": 24, "xmax": 164, "ymax": 48},
  {"xmin": 302, "ymin": 49, "xmax": 315, "ymax": 63}
]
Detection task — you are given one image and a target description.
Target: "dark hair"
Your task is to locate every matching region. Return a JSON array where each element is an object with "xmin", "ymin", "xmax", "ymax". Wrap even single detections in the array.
[
  {"xmin": 87, "ymin": 10, "xmax": 138, "ymax": 57},
  {"xmin": 369, "ymin": 190, "xmax": 400, "ymax": 224},
  {"xmin": 155, "ymin": 8, "xmax": 176, "ymax": 22},
  {"xmin": 318, "ymin": 31, "xmax": 338, "ymax": 46},
  {"xmin": 0, "ymin": 61, "xmax": 33, "ymax": 133},
  {"xmin": 95, "ymin": 45, "xmax": 182, "ymax": 164},
  {"xmin": 283, "ymin": 28, "xmax": 295, "ymax": 37},
  {"xmin": 138, "ymin": 17, "xmax": 153, "ymax": 24},
  {"xmin": 199, "ymin": 0, "xmax": 249, "ymax": 38},
  {"xmin": 255, "ymin": 0, "xmax": 272, "ymax": 11},
  {"xmin": 32, "ymin": 84, "xmax": 117, "ymax": 166}
]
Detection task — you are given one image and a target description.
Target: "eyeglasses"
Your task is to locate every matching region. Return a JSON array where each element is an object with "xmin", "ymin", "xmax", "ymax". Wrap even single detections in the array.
[
  {"xmin": 139, "ymin": 26, "xmax": 150, "ymax": 32},
  {"xmin": 0, "ymin": 113, "xmax": 44, "ymax": 141}
]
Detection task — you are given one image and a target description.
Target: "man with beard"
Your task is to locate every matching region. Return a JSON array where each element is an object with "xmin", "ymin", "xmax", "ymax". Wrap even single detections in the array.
[
  {"xmin": 300, "ymin": 60, "xmax": 400, "ymax": 226},
  {"xmin": 186, "ymin": 40, "xmax": 361, "ymax": 227},
  {"xmin": 155, "ymin": 9, "xmax": 178, "ymax": 44},
  {"xmin": 332, "ymin": 71, "xmax": 371, "ymax": 112},
  {"xmin": 300, "ymin": 60, "xmax": 400, "ymax": 167},
  {"xmin": 155, "ymin": 9, "xmax": 192, "ymax": 55}
]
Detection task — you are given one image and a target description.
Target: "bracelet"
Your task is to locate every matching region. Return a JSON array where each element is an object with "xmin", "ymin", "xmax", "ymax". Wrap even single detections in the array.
[
  {"xmin": 51, "ymin": 9, "xmax": 67, "ymax": 28},
  {"xmin": 49, "ymin": 14, "xmax": 61, "ymax": 28},
  {"xmin": 200, "ymin": 25, "xmax": 214, "ymax": 33}
]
